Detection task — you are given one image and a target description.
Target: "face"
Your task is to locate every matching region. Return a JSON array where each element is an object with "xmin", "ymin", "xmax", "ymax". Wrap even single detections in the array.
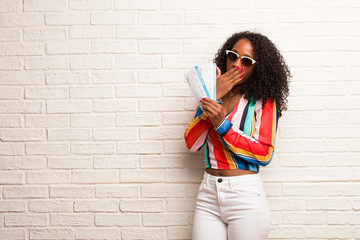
[{"xmin": 226, "ymin": 38, "xmax": 256, "ymax": 84}]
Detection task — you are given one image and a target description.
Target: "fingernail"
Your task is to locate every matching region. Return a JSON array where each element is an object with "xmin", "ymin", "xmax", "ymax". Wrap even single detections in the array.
[
  {"xmin": 240, "ymin": 76, "xmax": 243, "ymax": 79},
  {"xmin": 241, "ymin": 69, "xmax": 245, "ymax": 73},
  {"xmin": 200, "ymin": 100, "xmax": 203, "ymax": 102},
  {"xmin": 236, "ymin": 67, "xmax": 240, "ymax": 70},
  {"xmin": 241, "ymin": 67, "xmax": 244, "ymax": 71}
]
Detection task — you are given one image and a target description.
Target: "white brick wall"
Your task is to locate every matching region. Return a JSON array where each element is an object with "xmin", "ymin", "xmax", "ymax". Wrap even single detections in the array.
[{"xmin": 0, "ymin": 0, "xmax": 359, "ymax": 239}]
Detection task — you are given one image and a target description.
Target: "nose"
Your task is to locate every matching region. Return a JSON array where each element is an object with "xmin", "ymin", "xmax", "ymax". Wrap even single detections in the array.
[{"xmin": 232, "ymin": 57, "xmax": 242, "ymax": 68}]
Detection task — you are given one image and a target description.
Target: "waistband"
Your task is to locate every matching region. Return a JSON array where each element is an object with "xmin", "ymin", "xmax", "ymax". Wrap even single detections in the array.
[{"xmin": 202, "ymin": 171, "xmax": 263, "ymax": 187}]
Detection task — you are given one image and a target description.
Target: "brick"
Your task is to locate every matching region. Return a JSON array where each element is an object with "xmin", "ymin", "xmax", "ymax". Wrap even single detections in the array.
[
  {"xmin": 327, "ymin": 212, "xmax": 360, "ymax": 225},
  {"xmin": 29, "ymin": 200, "xmax": 73, "ymax": 212},
  {"xmin": 50, "ymin": 185, "xmax": 95, "ymax": 198},
  {"xmin": 0, "ymin": 13, "xmax": 43, "ymax": 27},
  {"xmin": 139, "ymin": 98, "xmax": 184, "ymax": 112},
  {"xmin": 143, "ymin": 213, "xmax": 188, "ymax": 226},
  {"xmin": 0, "ymin": 171, "xmax": 22, "ymax": 184},
  {"xmin": 116, "ymin": 84, "xmax": 161, "ymax": 98},
  {"xmin": 165, "ymin": 167, "xmax": 200, "ymax": 182},
  {"xmin": 122, "ymin": 228, "xmax": 165, "ymax": 240},
  {"xmin": 116, "ymin": 113, "xmax": 161, "ymax": 127},
  {"xmin": 116, "ymin": 141, "xmax": 162, "ymax": 154},
  {"xmin": 185, "ymin": 12, "xmax": 227, "ymax": 24},
  {"xmin": 138, "ymin": 12, "xmax": 182, "ymax": 25},
  {"xmin": 3, "ymin": 186, "xmax": 47, "ymax": 198},
  {"xmin": 46, "ymin": 41, "xmax": 90, "ymax": 54},
  {"xmin": 76, "ymin": 228, "xmax": 120, "ymax": 240},
  {"xmin": 92, "ymin": 40, "xmax": 136, "ymax": 53},
  {"xmin": 70, "ymin": 55, "xmax": 112, "ymax": 70},
  {"xmin": 167, "ymin": 198, "xmax": 196, "ymax": 212},
  {"xmin": 94, "ymin": 155, "xmax": 138, "ymax": 169},
  {"xmin": 25, "ymin": 86, "xmax": 68, "ymax": 99},
  {"xmin": 25, "ymin": 115, "xmax": 68, "ymax": 128},
  {"xmin": 92, "ymin": 71, "xmax": 136, "ymax": 84},
  {"xmin": 120, "ymin": 199, "xmax": 164, "ymax": 212},
  {"xmin": 93, "ymin": 99, "xmax": 137, "ymax": 112},
  {"xmin": 93, "ymin": 128, "xmax": 137, "ymax": 141},
  {"xmin": 141, "ymin": 184, "xmax": 186, "ymax": 198},
  {"xmin": 163, "ymin": 83, "xmax": 193, "ymax": 97},
  {"xmin": 0, "ymin": 115, "xmax": 22, "ymax": 127},
  {"xmin": 71, "ymin": 143, "xmax": 115, "ymax": 155},
  {"xmin": 26, "ymin": 171, "xmax": 70, "ymax": 184},
  {"xmin": 162, "ymin": 26, "xmax": 208, "ymax": 39},
  {"xmin": 48, "ymin": 157, "xmax": 92, "ymax": 169},
  {"xmin": 139, "ymin": 126, "xmax": 184, "ymax": 140},
  {"xmin": 278, "ymin": 10, "xmax": 323, "ymax": 23},
  {"xmin": 70, "ymin": 86, "xmax": 113, "ymax": 98},
  {"xmin": 305, "ymin": 226, "xmax": 351, "ymax": 239},
  {"xmin": 139, "ymin": 40, "xmax": 182, "ymax": 54},
  {"xmin": 5, "ymin": 214, "xmax": 47, "ymax": 226},
  {"xmin": 0, "ymin": 28, "xmax": 20, "ymax": 41},
  {"xmin": 269, "ymin": 227, "xmax": 306, "ymax": 239},
  {"xmin": 0, "ymin": 229, "xmax": 25, "ymax": 240},
  {"xmin": 116, "ymin": 26, "xmax": 161, "ymax": 39},
  {"xmin": 0, "ymin": 129, "xmax": 45, "ymax": 142},
  {"xmin": 0, "ymin": 156, "xmax": 45, "ymax": 170},
  {"xmin": 74, "ymin": 200, "xmax": 118, "ymax": 212},
  {"xmin": 91, "ymin": 13, "xmax": 135, "ymax": 24},
  {"xmin": 47, "ymin": 129, "xmax": 90, "ymax": 141},
  {"xmin": 161, "ymin": 0, "xmax": 205, "ymax": 9},
  {"xmin": 24, "ymin": 27, "xmax": 67, "ymax": 40},
  {"xmin": 47, "ymin": 100, "xmax": 91, "ymax": 113},
  {"xmin": 307, "ymin": 199, "xmax": 352, "ymax": 211},
  {"xmin": 115, "ymin": 0, "xmax": 159, "ymax": 10},
  {"xmin": 50, "ymin": 214, "xmax": 93, "ymax": 226},
  {"xmin": 72, "ymin": 170, "xmax": 118, "ymax": 184},
  {"xmin": 96, "ymin": 184, "xmax": 140, "ymax": 198},
  {"xmin": 70, "ymin": 26, "xmax": 114, "ymax": 39},
  {"xmin": 30, "ymin": 228, "xmax": 74, "ymax": 239},
  {"xmin": 0, "ymin": 87, "xmax": 21, "ymax": 99},
  {"xmin": 0, "ymin": 0, "xmax": 22, "ymax": 12},
  {"xmin": 115, "ymin": 55, "xmax": 161, "ymax": 69},
  {"xmin": 70, "ymin": 114, "xmax": 114, "ymax": 127},
  {"xmin": 268, "ymin": 198, "xmax": 306, "ymax": 211},
  {"xmin": 24, "ymin": 0, "xmax": 66, "ymax": 11},
  {"xmin": 95, "ymin": 214, "xmax": 140, "ymax": 227},
  {"xmin": 25, "ymin": 57, "xmax": 68, "ymax": 70},
  {"xmin": 26, "ymin": 143, "xmax": 69, "ymax": 155},
  {"xmin": 206, "ymin": 0, "xmax": 252, "ymax": 9},
  {"xmin": 164, "ymin": 140, "xmax": 189, "ymax": 154},
  {"xmin": 0, "ymin": 57, "xmax": 22, "ymax": 70},
  {"xmin": 119, "ymin": 170, "xmax": 164, "ymax": 183},
  {"xmin": 69, "ymin": 0, "xmax": 112, "ymax": 10},
  {"xmin": 163, "ymin": 112, "xmax": 194, "ymax": 125},
  {"xmin": 0, "ymin": 43, "xmax": 43, "ymax": 56},
  {"xmin": 0, "ymin": 143, "xmax": 23, "ymax": 156},
  {"xmin": 139, "ymin": 155, "xmax": 188, "ymax": 169},
  {"xmin": 0, "ymin": 71, "xmax": 44, "ymax": 85},
  {"xmin": 184, "ymin": 40, "xmax": 223, "ymax": 54},
  {"xmin": 167, "ymin": 227, "xmax": 192, "ymax": 240},
  {"xmin": 138, "ymin": 70, "xmax": 183, "ymax": 83},
  {"xmin": 46, "ymin": 13, "xmax": 89, "ymax": 25},
  {"xmin": 162, "ymin": 55, "xmax": 209, "ymax": 69}
]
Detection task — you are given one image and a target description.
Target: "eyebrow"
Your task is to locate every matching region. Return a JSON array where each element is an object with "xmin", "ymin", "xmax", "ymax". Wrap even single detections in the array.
[{"xmin": 232, "ymin": 49, "xmax": 253, "ymax": 58}]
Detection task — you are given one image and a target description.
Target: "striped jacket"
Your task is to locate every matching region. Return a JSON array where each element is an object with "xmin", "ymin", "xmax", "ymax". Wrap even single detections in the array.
[{"xmin": 184, "ymin": 96, "xmax": 278, "ymax": 172}]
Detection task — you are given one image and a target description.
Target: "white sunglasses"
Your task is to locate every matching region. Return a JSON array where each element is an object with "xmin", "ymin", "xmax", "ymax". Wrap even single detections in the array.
[{"xmin": 225, "ymin": 50, "xmax": 256, "ymax": 67}]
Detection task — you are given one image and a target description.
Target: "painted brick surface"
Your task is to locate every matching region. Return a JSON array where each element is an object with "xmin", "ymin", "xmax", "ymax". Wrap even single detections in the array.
[{"xmin": 0, "ymin": 1, "xmax": 359, "ymax": 239}]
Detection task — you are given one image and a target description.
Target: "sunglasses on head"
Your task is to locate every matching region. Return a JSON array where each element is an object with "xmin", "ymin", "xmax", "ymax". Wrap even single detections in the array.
[{"xmin": 225, "ymin": 50, "xmax": 256, "ymax": 67}]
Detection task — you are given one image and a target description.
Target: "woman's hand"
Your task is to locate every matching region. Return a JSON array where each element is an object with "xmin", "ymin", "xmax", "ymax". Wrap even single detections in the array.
[
  {"xmin": 216, "ymin": 66, "xmax": 245, "ymax": 100},
  {"xmin": 201, "ymin": 97, "xmax": 226, "ymax": 127}
]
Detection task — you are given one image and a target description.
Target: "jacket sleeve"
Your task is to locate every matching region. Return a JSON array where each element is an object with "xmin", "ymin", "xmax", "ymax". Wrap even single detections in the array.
[
  {"xmin": 214, "ymin": 99, "xmax": 278, "ymax": 166},
  {"xmin": 184, "ymin": 105, "xmax": 214, "ymax": 152}
]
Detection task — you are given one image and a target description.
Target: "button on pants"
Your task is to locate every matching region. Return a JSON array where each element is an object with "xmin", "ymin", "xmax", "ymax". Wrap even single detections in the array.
[{"xmin": 192, "ymin": 172, "xmax": 271, "ymax": 240}]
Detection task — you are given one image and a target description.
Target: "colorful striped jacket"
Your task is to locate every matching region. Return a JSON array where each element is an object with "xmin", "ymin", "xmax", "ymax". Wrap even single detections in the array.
[{"xmin": 184, "ymin": 96, "xmax": 278, "ymax": 172}]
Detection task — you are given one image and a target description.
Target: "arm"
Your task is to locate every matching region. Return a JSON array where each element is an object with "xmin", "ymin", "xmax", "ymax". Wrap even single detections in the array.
[
  {"xmin": 215, "ymin": 99, "xmax": 278, "ymax": 166},
  {"xmin": 184, "ymin": 105, "xmax": 213, "ymax": 152}
]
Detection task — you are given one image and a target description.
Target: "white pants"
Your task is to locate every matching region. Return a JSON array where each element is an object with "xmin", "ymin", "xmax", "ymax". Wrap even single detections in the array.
[{"xmin": 192, "ymin": 171, "xmax": 271, "ymax": 240}]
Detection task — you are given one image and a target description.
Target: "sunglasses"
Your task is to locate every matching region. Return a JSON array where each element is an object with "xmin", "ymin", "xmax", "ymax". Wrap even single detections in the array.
[{"xmin": 225, "ymin": 50, "xmax": 256, "ymax": 67}]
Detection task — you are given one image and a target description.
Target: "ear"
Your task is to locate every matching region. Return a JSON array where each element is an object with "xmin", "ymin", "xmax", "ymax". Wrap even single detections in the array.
[{"xmin": 216, "ymin": 66, "xmax": 221, "ymax": 77}]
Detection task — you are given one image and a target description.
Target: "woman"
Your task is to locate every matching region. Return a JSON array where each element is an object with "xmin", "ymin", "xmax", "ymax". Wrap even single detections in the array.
[{"xmin": 184, "ymin": 31, "xmax": 290, "ymax": 240}]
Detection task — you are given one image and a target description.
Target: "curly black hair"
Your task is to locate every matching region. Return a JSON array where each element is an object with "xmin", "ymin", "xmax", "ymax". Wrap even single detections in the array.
[{"xmin": 214, "ymin": 31, "xmax": 291, "ymax": 117}]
